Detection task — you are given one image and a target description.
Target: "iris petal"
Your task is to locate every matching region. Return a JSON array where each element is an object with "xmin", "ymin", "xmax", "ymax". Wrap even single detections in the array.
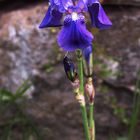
[
  {"xmin": 57, "ymin": 15, "xmax": 93, "ymax": 51},
  {"xmin": 61, "ymin": 0, "xmax": 73, "ymax": 10},
  {"xmin": 83, "ymin": 45, "xmax": 93, "ymax": 77},
  {"xmin": 39, "ymin": 6, "xmax": 63, "ymax": 28},
  {"xmin": 39, "ymin": 0, "xmax": 75, "ymax": 28},
  {"xmin": 83, "ymin": 45, "xmax": 92, "ymax": 63},
  {"xmin": 51, "ymin": 0, "xmax": 74, "ymax": 12},
  {"xmin": 77, "ymin": 0, "xmax": 88, "ymax": 11},
  {"xmin": 88, "ymin": 0, "xmax": 112, "ymax": 29}
]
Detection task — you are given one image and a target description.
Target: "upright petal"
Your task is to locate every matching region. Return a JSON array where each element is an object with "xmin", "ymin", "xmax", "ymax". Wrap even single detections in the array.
[
  {"xmin": 57, "ymin": 14, "xmax": 93, "ymax": 51},
  {"xmin": 77, "ymin": 0, "xmax": 88, "ymax": 11},
  {"xmin": 51, "ymin": 0, "xmax": 74, "ymax": 12},
  {"xmin": 39, "ymin": 6, "xmax": 63, "ymax": 28},
  {"xmin": 61, "ymin": 0, "xmax": 73, "ymax": 10},
  {"xmin": 88, "ymin": 0, "xmax": 112, "ymax": 29}
]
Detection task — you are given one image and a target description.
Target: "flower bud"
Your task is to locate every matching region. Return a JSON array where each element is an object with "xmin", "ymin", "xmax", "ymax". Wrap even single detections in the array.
[
  {"xmin": 63, "ymin": 56, "xmax": 77, "ymax": 82},
  {"xmin": 85, "ymin": 78, "xmax": 95, "ymax": 103},
  {"xmin": 83, "ymin": 46, "xmax": 93, "ymax": 77}
]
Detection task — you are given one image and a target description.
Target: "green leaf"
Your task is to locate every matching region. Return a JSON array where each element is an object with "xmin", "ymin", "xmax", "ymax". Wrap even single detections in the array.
[
  {"xmin": 0, "ymin": 89, "xmax": 14, "ymax": 102},
  {"xmin": 117, "ymin": 137, "xmax": 128, "ymax": 140},
  {"xmin": 14, "ymin": 80, "xmax": 32, "ymax": 99}
]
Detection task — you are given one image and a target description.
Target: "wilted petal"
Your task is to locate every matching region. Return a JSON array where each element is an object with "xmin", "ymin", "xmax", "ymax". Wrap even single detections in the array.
[
  {"xmin": 88, "ymin": 0, "xmax": 112, "ymax": 29},
  {"xmin": 39, "ymin": 6, "xmax": 63, "ymax": 28},
  {"xmin": 63, "ymin": 56, "xmax": 77, "ymax": 82},
  {"xmin": 57, "ymin": 14, "xmax": 93, "ymax": 51}
]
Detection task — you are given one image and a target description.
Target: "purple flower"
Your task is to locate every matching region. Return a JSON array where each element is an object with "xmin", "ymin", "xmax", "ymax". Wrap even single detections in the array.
[
  {"xmin": 39, "ymin": 0, "xmax": 112, "ymax": 51},
  {"xmin": 39, "ymin": 6, "xmax": 63, "ymax": 27},
  {"xmin": 87, "ymin": 0, "xmax": 112, "ymax": 29},
  {"xmin": 58, "ymin": 14, "xmax": 93, "ymax": 51}
]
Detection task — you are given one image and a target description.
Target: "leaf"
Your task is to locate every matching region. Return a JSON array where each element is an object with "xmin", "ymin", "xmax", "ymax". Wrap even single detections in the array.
[
  {"xmin": 14, "ymin": 80, "xmax": 32, "ymax": 99},
  {"xmin": 117, "ymin": 137, "xmax": 128, "ymax": 140},
  {"xmin": 0, "ymin": 89, "xmax": 14, "ymax": 102}
]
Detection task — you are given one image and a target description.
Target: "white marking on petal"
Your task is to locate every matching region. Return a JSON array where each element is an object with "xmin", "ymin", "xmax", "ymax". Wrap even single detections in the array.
[{"xmin": 71, "ymin": 12, "xmax": 78, "ymax": 21}]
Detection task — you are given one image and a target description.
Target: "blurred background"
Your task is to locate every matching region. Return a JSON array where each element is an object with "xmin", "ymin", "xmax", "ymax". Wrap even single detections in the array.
[{"xmin": 0, "ymin": 0, "xmax": 140, "ymax": 140}]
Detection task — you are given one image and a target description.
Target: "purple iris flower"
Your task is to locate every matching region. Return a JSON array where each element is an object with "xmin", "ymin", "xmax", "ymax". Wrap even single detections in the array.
[{"xmin": 39, "ymin": 0, "xmax": 112, "ymax": 51}]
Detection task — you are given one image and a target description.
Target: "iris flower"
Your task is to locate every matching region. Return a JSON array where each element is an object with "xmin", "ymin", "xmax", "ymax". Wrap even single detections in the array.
[{"xmin": 39, "ymin": 0, "xmax": 112, "ymax": 51}]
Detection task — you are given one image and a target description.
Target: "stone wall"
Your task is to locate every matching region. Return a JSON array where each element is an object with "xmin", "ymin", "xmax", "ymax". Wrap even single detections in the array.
[
  {"xmin": 104, "ymin": 0, "xmax": 140, "ymax": 6},
  {"xmin": 0, "ymin": 2, "xmax": 140, "ymax": 140}
]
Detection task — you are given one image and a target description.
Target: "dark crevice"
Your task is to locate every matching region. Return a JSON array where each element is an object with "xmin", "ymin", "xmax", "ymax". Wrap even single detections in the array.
[
  {"xmin": 103, "ymin": 4, "xmax": 140, "ymax": 11},
  {"xmin": 0, "ymin": 0, "xmax": 46, "ymax": 13},
  {"xmin": 0, "ymin": 0, "xmax": 139, "ymax": 13}
]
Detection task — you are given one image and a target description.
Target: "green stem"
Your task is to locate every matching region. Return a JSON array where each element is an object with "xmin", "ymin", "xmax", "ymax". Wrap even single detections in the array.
[
  {"xmin": 76, "ymin": 50, "xmax": 90, "ymax": 140},
  {"xmin": 89, "ymin": 103, "xmax": 95, "ymax": 140},
  {"xmin": 81, "ymin": 105, "xmax": 91, "ymax": 140},
  {"xmin": 77, "ymin": 50, "xmax": 84, "ymax": 92}
]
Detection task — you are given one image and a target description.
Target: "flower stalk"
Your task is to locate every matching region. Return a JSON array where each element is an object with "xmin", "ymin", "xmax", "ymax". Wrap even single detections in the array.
[
  {"xmin": 89, "ymin": 103, "xmax": 95, "ymax": 140},
  {"xmin": 76, "ymin": 50, "xmax": 90, "ymax": 140},
  {"xmin": 85, "ymin": 77, "xmax": 95, "ymax": 140}
]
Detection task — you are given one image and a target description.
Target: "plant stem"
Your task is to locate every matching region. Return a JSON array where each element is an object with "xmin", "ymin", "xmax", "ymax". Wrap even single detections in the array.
[
  {"xmin": 81, "ymin": 105, "xmax": 91, "ymax": 140},
  {"xmin": 89, "ymin": 103, "xmax": 95, "ymax": 140},
  {"xmin": 76, "ymin": 50, "xmax": 90, "ymax": 140},
  {"xmin": 86, "ymin": 77, "xmax": 95, "ymax": 140}
]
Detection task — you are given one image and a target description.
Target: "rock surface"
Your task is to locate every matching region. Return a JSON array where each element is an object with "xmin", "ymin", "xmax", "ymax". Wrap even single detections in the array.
[
  {"xmin": 104, "ymin": 0, "xmax": 140, "ymax": 6},
  {"xmin": 96, "ymin": 7, "xmax": 140, "ymax": 88},
  {"xmin": 0, "ymin": 2, "xmax": 140, "ymax": 140}
]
